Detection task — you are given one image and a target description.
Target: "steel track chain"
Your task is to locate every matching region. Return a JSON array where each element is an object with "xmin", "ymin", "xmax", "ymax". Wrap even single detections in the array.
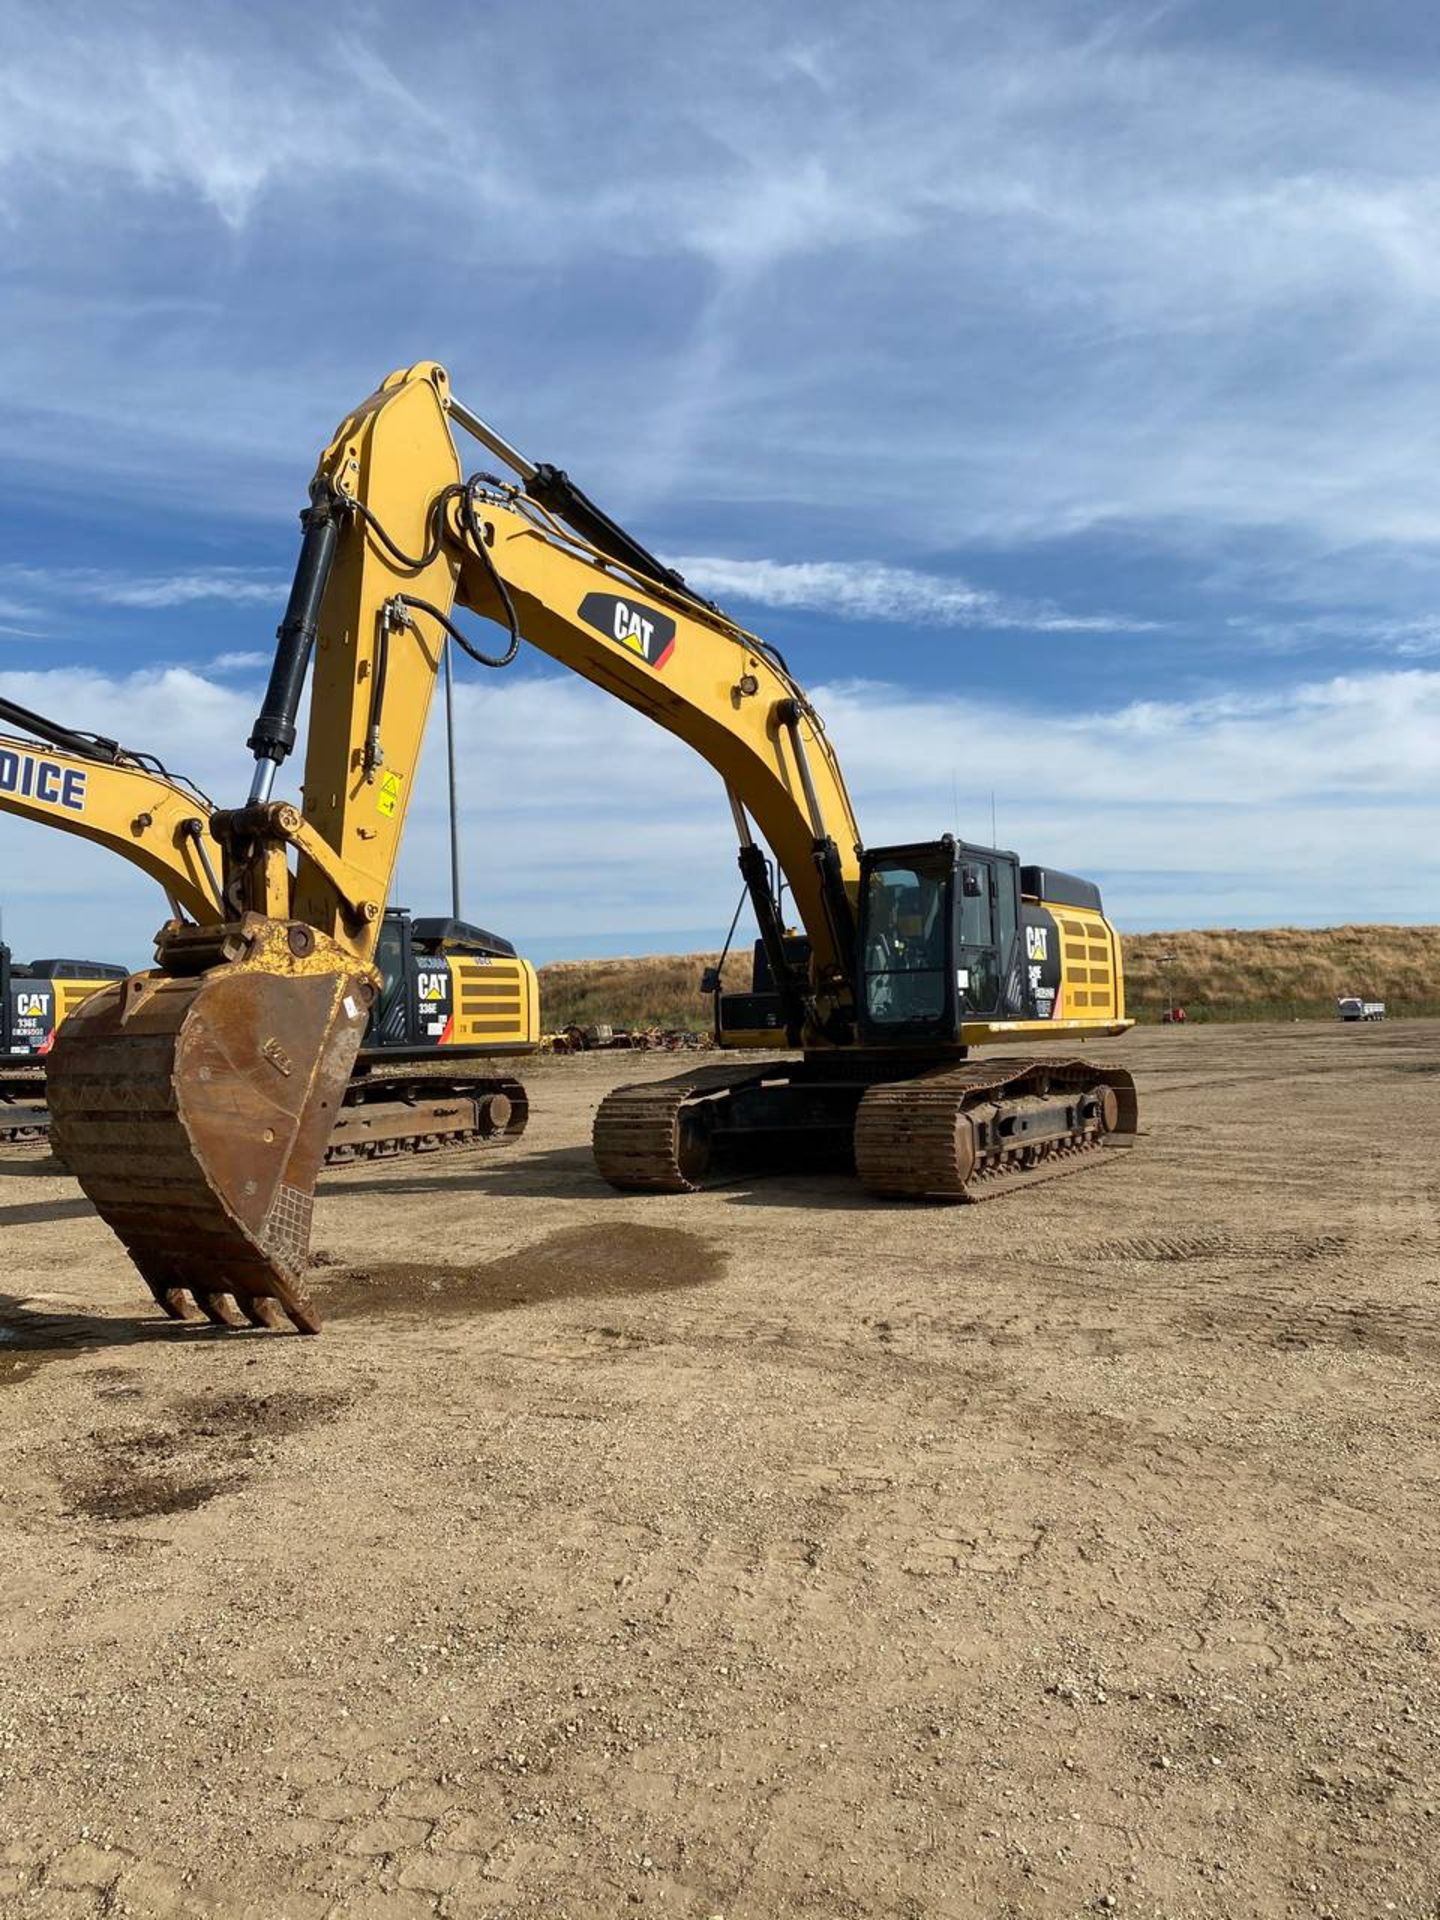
[
  {"xmin": 854, "ymin": 1057, "xmax": 1138, "ymax": 1201},
  {"xmin": 592, "ymin": 1061, "xmax": 771, "ymax": 1192},
  {"xmin": 593, "ymin": 1055, "xmax": 1138, "ymax": 1200},
  {"xmin": 1, "ymin": 1073, "xmax": 530, "ymax": 1162}
]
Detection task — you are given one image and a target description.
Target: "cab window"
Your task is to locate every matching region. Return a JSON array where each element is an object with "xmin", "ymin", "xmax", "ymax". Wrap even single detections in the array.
[
  {"xmin": 863, "ymin": 862, "xmax": 947, "ymax": 1024},
  {"xmin": 373, "ymin": 917, "xmax": 406, "ymax": 1044},
  {"xmin": 958, "ymin": 864, "xmax": 993, "ymax": 947}
]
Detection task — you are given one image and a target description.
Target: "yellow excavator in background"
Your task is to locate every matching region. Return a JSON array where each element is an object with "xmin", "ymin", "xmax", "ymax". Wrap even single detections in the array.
[
  {"xmin": 47, "ymin": 361, "xmax": 1135, "ymax": 1335},
  {"xmin": 0, "ymin": 693, "xmax": 537, "ymax": 1157},
  {"xmin": 1, "ymin": 948, "xmax": 127, "ymax": 1139}
]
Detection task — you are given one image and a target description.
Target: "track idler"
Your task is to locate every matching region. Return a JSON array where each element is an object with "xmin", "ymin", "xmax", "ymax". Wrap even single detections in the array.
[{"xmin": 46, "ymin": 917, "xmax": 377, "ymax": 1333}]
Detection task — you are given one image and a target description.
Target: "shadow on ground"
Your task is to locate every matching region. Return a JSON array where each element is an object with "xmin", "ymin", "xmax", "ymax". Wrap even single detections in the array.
[
  {"xmin": 319, "ymin": 1143, "xmax": 882, "ymax": 1210},
  {"xmin": 0, "ymin": 1154, "xmax": 69, "ymax": 1182},
  {"xmin": 309, "ymin": 1221, "xmax": 724, "ymax": 1321},
  {"xmin": 0, "ymin": 1196, "xmax": 97, "ymax": 1228},
  {"xmin": 0, "ymin": 1293, "xmax": 258, "ymax": 1387},
  {"xmin": 319, "ymin": 1143, "xmax": 601, "ymax": 1201}
]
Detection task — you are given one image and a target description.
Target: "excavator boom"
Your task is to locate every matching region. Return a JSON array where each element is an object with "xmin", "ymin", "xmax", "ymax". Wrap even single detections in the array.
[{"xmin": 0, "ymin": 697, "xmax": 222, "ymax": 925}]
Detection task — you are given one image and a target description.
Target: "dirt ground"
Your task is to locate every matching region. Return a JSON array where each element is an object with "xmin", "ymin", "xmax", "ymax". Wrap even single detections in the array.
[{"xmin": 1, "ymin": 1021, "xmax": 1438, "ymax": 1920}]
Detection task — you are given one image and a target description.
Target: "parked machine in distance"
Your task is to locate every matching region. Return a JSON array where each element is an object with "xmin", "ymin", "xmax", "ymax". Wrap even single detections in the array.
[
  {"xmin": 1, "ymin": 947, "xmax": 127, "ymax": 1057},
  {"xmin": 1337, "ymin": 996, "xmax": 1385, "ymax": 1022},
  {"xmin": 0, "ymin": 946, "xmax": 126, "ymax": 1141},
  {"xmin": 45, "ymin": 361, "xmax": 1138, "ymax": 1336},
  {"xmin": 0, "ymin": 909, "xmax": 536, "ymax": 1155}
]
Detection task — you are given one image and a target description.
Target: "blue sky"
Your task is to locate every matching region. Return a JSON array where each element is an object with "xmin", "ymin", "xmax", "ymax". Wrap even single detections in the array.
[{"xmin": 1, "ymin": 0, "xmax": 1438, "ymax": 964}]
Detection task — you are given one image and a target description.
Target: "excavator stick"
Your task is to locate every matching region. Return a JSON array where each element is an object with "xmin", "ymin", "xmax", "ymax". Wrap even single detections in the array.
[{"xmin": 46, "ymin": 918, "xmax": 375, "ymax": 1332}]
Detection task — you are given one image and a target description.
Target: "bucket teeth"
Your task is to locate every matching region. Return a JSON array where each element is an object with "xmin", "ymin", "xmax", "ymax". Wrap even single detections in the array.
[
  {"xmin": 46, "ymin": 918, "xmax": 374, "ymax": 1335},
  {"xmin": 238, "ymin": 1294, "xmax": 287, "ymax": 1331},
  {"xmin": 197, "ymin": 1292, "xmax": 249, "ymax": 1330}
]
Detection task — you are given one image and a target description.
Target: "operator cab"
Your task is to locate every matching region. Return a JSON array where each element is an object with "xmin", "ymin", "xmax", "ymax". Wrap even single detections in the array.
[
  {"xmin": 409, "ymin": 916, "xmax": 516, "ymax": 960},
  {"xmin": 856, "ymin": 837, "xmax": 1109, "ymax": 1046},
  {"xmin": 20, "ymin": 957, "xmax": 128, "ymax": 981},
  {"xmin": 712, "ymin": 836, "xmax": 1110, "ymax": 1050},
  {"xmin": 857, "ymin": 836, "xmax": 1021, "ymax": 1045}
]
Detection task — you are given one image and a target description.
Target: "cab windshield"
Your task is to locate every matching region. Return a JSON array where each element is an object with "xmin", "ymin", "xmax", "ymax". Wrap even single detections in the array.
[{"xmin": 863, "ymin": 861, "xmax": 948, "ymax": 1025}]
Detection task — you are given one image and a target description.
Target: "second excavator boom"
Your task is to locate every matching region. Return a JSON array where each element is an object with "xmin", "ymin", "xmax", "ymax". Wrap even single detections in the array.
[{"xmin": 0, "ymin": 693, "xmax": 536, "ymax": 1160}]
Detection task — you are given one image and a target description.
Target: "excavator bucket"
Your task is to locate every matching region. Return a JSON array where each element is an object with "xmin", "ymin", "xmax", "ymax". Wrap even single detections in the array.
[{"xmin": 46, "ymin": 918, "xmax": 375, "ymax": 1333}]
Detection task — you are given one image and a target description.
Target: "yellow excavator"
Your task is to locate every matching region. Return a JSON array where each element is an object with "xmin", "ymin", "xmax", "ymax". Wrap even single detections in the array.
[
  {"xmin": 0, "ymin": 693, "xmax": 537, "ymax": 1157},
  {"xmin": 47, "ymin": 361, "xmax": 1135, "ymax": 1334},
  {"xmin": 1, "ymin": 948, "xmax": 127, "ymax": 1139}
]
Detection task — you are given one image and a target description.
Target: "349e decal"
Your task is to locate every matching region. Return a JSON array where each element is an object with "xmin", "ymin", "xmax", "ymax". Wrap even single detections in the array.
[
  {"xmin": 0, "ymin": 749, "xmax": 87, "ymax": 813},
  {"xmin": 578, "ymin": 592, "xmax": 676, "ymax": 670},
  {"xmin": 1020, "ymin": 908, "xmax": 1062, "ymax": 1019}
]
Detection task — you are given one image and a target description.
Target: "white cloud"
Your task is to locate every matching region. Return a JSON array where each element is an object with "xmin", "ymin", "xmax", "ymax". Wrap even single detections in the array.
[
  {"xmin": 0, "ymin": 658, "xmax": 1433, "ymax": 968},
  {"xmin": 3, "ymin": 0, "xmax": 1440, "ymax": 976},
  {"xmin": 0, "ymin": 22, "xmax": 432, "ymax": 232},
  {"xmin": 89, "ymin": 573, "xmax": 282, "ymax": 610},
  {"xmin": 0, "ymin": 566, "xmax": 284, "ymax": 612},
  {"xmin": 1227, "ymin": 612, "xmax": 1440, "ymax": 660},
  {"xmin": 5, "ymin": 2, "xmax": 1440, "ymax": 575},
  {"xmin": 209, "ymin": 650, "xmax": 272, "ymax": 672},
  {"xmin": 676, "ymin": 555, "xmax": 1160, "ymax": 632}
]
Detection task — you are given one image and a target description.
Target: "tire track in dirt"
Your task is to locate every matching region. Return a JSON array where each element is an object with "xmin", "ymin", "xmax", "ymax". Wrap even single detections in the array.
[{"xmin": 1084, "ymin": 1228, "xmax": 1350, "ymax": 1264}]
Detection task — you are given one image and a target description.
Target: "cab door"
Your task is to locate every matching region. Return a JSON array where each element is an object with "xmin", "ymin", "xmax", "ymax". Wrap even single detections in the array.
[
  {"xmin": 955, "ymin": 855, "xmax": 1002, "ymax": 1016},
  {"xmin": 371, "ymin": 914, "xmax": 413, "ymax": 1048}
]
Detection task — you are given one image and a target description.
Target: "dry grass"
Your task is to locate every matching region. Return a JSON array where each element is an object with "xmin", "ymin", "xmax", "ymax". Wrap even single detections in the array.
[
  {"xmin": 539, "ymin": 925, "xmax": 1440, "ymax": 1028},
  {"xmin": 1122, "ymin": 923, "xmax": 1440, "ymax": 1021},
  {"xmin": 539, "ymin": 951, "xmax": 725, "ymax": 1032}
]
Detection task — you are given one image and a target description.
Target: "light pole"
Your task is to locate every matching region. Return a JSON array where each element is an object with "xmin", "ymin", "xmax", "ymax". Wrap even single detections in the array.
[
  {"xmin": 1159, "ymin": 949, "xmax": 1177, "ymax": 1020},
  {"xmin": 444, "ymin": 636, "xmax": 462, "ymax": 923}
]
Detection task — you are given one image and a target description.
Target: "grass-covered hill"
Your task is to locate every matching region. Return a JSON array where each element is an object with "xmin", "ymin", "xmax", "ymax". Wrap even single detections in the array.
[{"xmin": 538, "ymin": 926, "xmax": 1440, "ymax": 1031}]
